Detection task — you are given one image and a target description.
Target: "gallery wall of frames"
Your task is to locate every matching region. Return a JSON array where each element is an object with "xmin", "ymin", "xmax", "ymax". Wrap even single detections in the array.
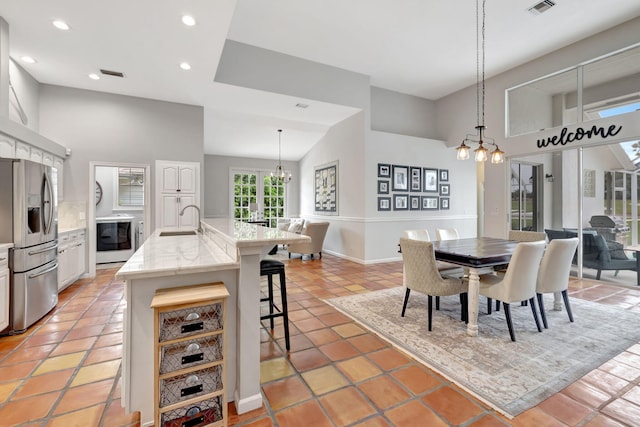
[{"xmin": 377, "ymin": 163, "xmax": 450, "ymax": 212}]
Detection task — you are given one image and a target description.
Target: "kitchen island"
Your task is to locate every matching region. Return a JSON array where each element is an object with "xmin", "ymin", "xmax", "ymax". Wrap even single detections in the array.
[{"xmin": 115, "ymin": 219, "xmax": 310, "ymax": 426}]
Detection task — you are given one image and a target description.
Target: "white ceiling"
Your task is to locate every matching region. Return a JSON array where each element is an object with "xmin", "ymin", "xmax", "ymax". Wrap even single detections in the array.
[{"xmin": 1, "ymin": 0, "xmax": 640, "ymax": 160}]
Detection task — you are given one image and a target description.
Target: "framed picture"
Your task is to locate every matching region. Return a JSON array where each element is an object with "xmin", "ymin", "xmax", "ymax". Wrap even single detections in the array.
[
  {"xmin": 421, "ymin": 196, "xmax": 439, "ymax": 210},
  {"xmin": 393, "ymin": 194, "xmax": 409, "ymax": 210},
  {"xmin": 422, "ymin": 168, "xmax": 438, "ymax": 192},
  {"xmin": 378, "ymin": 197, "xmax": 391, "ymax": 211},
  {"xmin": 392, "ymin": 165, "xmax": 409, "ymax": 191},
  {"xmin": 314, "ymin": 161, "xmax": 338, "ymax": 215},
  {"xmin": 439, "ymin": 169, "xmax": 449, "ymax": 182},
  {"xmin": 410, "ymin": 195, "xmax": 421, "ymax": 210},
  {"xmin": 377, "ymin": 180, "xmax": 389, "ymax": 194},
  {"xmin": 440, "ymin": 197, "xmax": 450, "ymax": 210},
  {"xmin": 439, "ymin": 183, "xmax": 450, "ymax": 196},
  {"xmin": 410, "ymin": 167, "xmax": 422, "ymax": 192},
  {"xmin": 378, "ymin": 163, "xmax": 391, "ymax": 178}
]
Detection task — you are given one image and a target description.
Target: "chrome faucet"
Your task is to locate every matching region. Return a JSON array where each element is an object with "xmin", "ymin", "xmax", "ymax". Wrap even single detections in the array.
[{"xmin": 179, "ymin": 204, "xmax": 202, "ymax": 234}]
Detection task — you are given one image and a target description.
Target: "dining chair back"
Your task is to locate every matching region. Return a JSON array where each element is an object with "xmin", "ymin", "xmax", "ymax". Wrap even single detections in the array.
[
  {"xmin": 536, "ymin": 237, "xmax": 579, "ymax": 328},
  {"xmin": 436, "ymin": 228, "xmax": 459, "ymax": 241},
  {"xmin": 479, "ymin": 240, "xmax": 546, "ymax": 341},
  {"xmin": 508, "ymin": 230, "xmax": 547, "ymax": 242},
  {"xmin": 399, "ymin": 238, "xmax": 468, "ymax": 331},
  {"xmin": 403, "ymin": 229, "xmax": 431, "ymax": 241}
]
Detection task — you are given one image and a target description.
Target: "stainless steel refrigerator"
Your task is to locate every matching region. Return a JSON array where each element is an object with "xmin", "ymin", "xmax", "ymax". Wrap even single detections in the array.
[{"xmin": 0, "ymin": 158, "xmax": 58, "ymax": 335}]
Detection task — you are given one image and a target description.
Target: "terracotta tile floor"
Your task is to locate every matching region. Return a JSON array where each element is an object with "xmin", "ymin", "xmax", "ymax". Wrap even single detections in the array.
[{"xmin": 2, "ymin": 256, "xmax": 640, "ymax": 426}]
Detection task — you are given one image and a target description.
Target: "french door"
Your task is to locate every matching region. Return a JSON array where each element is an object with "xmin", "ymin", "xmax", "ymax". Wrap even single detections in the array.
[{"xmin": 232, "ymin": 170, "xmax": 286, "ymax": 227}]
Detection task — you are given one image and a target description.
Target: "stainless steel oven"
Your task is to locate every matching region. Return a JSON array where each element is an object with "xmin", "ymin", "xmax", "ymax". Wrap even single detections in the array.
[{"xmin": 0, "ymin": 159, "xmax": 58, "ymax": 335}]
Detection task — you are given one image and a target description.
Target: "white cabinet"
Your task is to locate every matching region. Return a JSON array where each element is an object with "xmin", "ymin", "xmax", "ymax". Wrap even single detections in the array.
[
  {"xmin": 160, "ymin": 163, "xmax": 197, "ymax": 193},
  {"xmin": 0, "ymin": 248, "xmax": 9, "ymax": 332},
  {"xmin": 57, "ymin": 230, "xmax": 86, "ymax": 291},
  {"xmin": 15, "ymin": 141, "xmax": 30, "ymax": 160},
  {"xmin": 0, "ymin": 137, "xmax": 15, "ymax": 158},
  {"xmin": 156, "ymin": 161, "xmax": 200, "ymax": 230},
  {"xmin": 53, "ymin": 156, "xmax": 64, "ymax": 201}
]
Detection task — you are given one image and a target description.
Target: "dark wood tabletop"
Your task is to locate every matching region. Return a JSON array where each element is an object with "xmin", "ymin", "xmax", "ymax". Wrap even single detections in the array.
[{"xmin": 432, "ymin": 237, "xmax": 518, "ymax": 268}]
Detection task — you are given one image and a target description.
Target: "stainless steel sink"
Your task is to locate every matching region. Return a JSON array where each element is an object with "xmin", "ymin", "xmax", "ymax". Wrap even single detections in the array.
[{"xmin": 159, "ymin": 230, "xmax": 197, "ymax": 237}]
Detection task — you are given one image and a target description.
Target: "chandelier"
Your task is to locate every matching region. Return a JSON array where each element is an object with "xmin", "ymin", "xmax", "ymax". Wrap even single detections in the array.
[
  {"xmin": 271, "ymin": 129, "xmax": 292, "ymax": 184},
  {"xmin": 456, "ymin": 0, "xmax": 504, "ymax": 164}
]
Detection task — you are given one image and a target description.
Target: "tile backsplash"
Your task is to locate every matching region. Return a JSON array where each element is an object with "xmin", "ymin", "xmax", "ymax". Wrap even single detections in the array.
[{"xmin": 59, "ymin": 201, "xmax": 87, "ymax": 230}]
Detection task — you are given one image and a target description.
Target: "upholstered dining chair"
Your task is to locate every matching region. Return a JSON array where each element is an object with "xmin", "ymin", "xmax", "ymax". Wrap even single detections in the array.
[
  {"xmin": 403, "ymin": 229, "xmax": 431, "ymax": 241},
  {"xmin": 399, "ymin": 238, "xmax": 468, "ymax": 331},
  {"xmin": 478, "ymin": 240, "xmax": 546, "ymax": 341},
  {"xmin": 536, "ymin": 237, "xmax": 579, "ymax": 329},
  {"xmin": 436, "ymin": 228, "xmax": 459, "ymax": 241}
]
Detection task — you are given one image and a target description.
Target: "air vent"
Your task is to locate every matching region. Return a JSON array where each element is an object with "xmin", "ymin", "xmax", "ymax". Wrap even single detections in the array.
[
  {"xmin": 528, "ymin": 0, "xmax": 556, "ymax": 15},
  {"xmin": 100, "ymin": 69, "xmax": 125, "ymax": 78}
]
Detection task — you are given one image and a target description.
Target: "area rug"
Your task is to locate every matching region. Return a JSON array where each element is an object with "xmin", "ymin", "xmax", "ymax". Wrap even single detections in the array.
[{"xmin": 325, "ymin": 287, "xmax": 640, "ymax": 418}]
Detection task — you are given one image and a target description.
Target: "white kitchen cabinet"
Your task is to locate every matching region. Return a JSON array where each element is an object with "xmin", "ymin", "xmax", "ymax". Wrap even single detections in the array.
[
  {"xmin": 160, "ymin": 163, "xmax": 197, "ymax": 193},
  {"xmin": 53, "ymin": 156, "xmax": 64, "ymax": 201},
  {"xmin": 0, "ymin": 137, "xmax": 15, "ymax": 158},
  {"xmin": 57, "ymin": 230, "xmax": 86, "ymax": 291},
  {"xmin": 160, "ymin": 194, "xmax": 197, "ymax": 228},
  {"xmin": 156, "ymin": 161, "xmax": 200, "ymax": 230},
  {"xmin": 0, "ymin": 248, "xmax": 9, "ymax": 332},
  {"xmin": 15, "ymin": 141, "xmax": 30, "ymax": 160}
]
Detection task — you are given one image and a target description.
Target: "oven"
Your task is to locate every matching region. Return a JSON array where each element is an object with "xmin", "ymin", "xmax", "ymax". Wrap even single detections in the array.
[{"xmin": 96, "ymin": 215, "xmax": 135, "ymax": 263}]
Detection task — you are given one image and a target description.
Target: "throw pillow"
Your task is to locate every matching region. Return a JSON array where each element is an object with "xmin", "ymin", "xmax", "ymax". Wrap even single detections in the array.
[{"xmin": 288, "ymin": 220, "xmax": 304, "ymax": 234}]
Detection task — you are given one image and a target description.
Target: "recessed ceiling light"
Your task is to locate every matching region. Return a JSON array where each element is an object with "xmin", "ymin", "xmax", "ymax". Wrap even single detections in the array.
[
  {"xmin": 180, "ymin": 62, "xmax": 191, "ymax": 70},
  {"xmin": 181, "ymin": 15, "xmax": 196, "ymax": 26},
  {"xmin": 20, "ymin": 56, "xmax": 37, "ymax": 64},
  {"xmin": 52, "ymin": 20, "xmax": 70, "ymax": 31},
  {"xmin": 88, "ymin": 73, "xmax": 100, "ymax": 80}
]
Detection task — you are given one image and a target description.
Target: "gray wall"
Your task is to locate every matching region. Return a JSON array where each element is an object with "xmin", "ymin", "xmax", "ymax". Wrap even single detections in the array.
[
  {"xmin": 371, "ymin": 86, "xmax": 437, "ymax": 139},
  {"xmin": 38, "ymin": 85, "xmax": 204, "ymax": 230}
]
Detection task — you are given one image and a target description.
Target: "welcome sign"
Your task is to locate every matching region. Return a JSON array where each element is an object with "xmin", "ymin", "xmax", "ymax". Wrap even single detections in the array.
[{"xmin": 536, "ymin": 124, "xmax": 622, "ymax": 148}]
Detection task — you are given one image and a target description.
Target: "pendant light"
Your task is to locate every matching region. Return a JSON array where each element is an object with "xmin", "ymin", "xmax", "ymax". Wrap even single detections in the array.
[
  {"xmin": 271, "ymin": 129, "xmax": 292, "ymax": 184},
  {"xmin": 456, "ymin": 0, "xmax": 504, "ymax": 164}
]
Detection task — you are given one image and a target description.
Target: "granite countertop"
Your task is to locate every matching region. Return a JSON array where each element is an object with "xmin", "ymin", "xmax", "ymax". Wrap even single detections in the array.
[
  {"xmin": 115, "ymin": 219, "xmax": 309, "ymax": 281},
  {"xmin": 58, "ymin": 226, "xmax": 86, "ymax": 234}
]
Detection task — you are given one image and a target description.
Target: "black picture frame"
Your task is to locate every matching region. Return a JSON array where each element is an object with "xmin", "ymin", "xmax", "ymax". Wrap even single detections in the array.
[
  {"xmin": 439, "ymin": 169, "xmax": 449, "ymax": 182},
  {"xmin": 440, "ymin": 197, "xmax": 450, "ymax": 210},
  {"xmin": 377, "ymin": 180, "xmax": 389, "ymax": 194},
  {"xmin": 392, "ymin": 165, "xmax": 409, "ymax": 191},
  {"xmin": 378, "ymin": 197, "xmax": 391, "ymax": 211},
  {"xmin": 410, "ymin": 195, "xmax": 421, "ymax": 210},
  {"xmin": 393, "ymin": 194, "xmax": 409, "ymax": 210},
  {"xmin": 422, "ymin": 168, "xmax": 438, "ymax": 192},
  {"xmin": 378, "ymin": 163, "xmax": 391, "ymax": 178},
  {"xmin": 421, "ymin": 196, "xmax": 439, "ymax": 210},
  {"xmin": 439, "ymin": 183, "xmax": 450, "ymax": 196},
  {"xmin": 410, "ymin": 167, "xmax": 422, "ymax": 192}
]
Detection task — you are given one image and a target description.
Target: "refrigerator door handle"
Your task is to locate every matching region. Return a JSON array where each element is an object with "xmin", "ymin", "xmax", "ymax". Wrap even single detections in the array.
[
  {"xmin": 28, "ymin": 262, "xmax": 58, "ymax": 279},
  {"xmin": 42, "ymin": 171, "xmax": 54, "ymax": 235},
  {"xmin": 28, "ymin": 243, "xmax": 58, "ymax": 255}
]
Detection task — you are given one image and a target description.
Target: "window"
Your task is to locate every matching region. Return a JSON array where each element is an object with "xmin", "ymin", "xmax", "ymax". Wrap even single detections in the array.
[
  {"xmin": 232, "ymin": 170, "xmax": 287, "ymax": 227},
  {"xmin": 510, "ymin": 162, "xmax": 542, "ymax": 231},
  {"xmin": 116, "ymin": 167, "xmax": 144, "ymax": 208}
]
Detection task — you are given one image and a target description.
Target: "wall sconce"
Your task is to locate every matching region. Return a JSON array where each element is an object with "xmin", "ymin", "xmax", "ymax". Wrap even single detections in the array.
[{"xmin": 545, "ymin": 173, "xmax": 554, "ymax": 182}]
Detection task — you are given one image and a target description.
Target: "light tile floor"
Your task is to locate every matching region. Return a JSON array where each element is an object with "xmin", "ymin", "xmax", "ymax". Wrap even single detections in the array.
[{"xmin": 1, "ymin": 255, "xmax": 640, "ymax": 426}]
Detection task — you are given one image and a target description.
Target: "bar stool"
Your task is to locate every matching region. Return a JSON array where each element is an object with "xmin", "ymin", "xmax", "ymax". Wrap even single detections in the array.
[{"xmin": 260, "ymin": 259, "xmax": 290, "ymax": 351}]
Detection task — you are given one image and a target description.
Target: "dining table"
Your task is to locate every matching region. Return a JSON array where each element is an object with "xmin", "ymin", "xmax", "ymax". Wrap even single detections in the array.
[{"xmin": 431, "ymin": 237, "xmax": 519, "ymax": 337}]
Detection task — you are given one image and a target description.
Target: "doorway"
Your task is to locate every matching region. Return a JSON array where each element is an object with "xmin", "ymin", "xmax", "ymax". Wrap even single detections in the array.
[{"xmin": 88, "ymin": 162, "xmax": 150, "ymax": 278}]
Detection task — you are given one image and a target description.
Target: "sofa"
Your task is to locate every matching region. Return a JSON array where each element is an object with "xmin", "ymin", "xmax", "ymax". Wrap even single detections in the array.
[
  {"xmin": 545, "ymin": 228, "xmax": 639, "ymax": 285},
  {"xmin": 287, "ymin": 221, "xmax": 330, "ymax": 259}
]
